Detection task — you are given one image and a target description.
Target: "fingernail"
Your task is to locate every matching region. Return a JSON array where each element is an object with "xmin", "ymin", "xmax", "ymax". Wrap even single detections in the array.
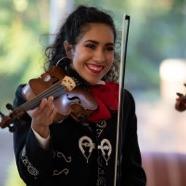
[{"xmin": 49, "ymin": 96, "xmax": 54, "ymax": 101}]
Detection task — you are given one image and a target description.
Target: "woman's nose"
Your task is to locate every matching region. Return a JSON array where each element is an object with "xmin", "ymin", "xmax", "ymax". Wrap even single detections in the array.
[{"xmin": 94, "ymin": 49, "xmax": 106, "ymax": 62}]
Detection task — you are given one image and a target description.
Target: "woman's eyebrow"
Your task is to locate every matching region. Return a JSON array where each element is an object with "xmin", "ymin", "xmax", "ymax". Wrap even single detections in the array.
[
  {"xmin": 85, "ymin": 40, "xmax": 114, "ymax": 46},
  {"xmin": 84, "ymin": 40, "xmax": 98, "ymax": 44}
]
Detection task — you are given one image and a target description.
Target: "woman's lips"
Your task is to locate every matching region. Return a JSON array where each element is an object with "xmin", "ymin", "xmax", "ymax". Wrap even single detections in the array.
[{"xmin": 86, "ymin": 64, "xmax": 104, "ymax": 74}]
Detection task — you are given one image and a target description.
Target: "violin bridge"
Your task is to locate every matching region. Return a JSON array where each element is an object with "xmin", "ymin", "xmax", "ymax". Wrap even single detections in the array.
[{"xmin": 61, "ymin": 76, "xmax": 76, "ymax": 91}]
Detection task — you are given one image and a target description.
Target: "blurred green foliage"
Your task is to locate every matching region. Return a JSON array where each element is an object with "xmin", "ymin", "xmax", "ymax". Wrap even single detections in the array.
[
  {"xmin": 75, "ymin": 0, "xmax": 186, "ymax": 90},
  {"xmin": 0, "ymin": 0, "xmax": 185, "ymax": 108},
  {"xmin": 0, "ymin": 0, "xmax": 49, "ymax": 113},
  {"xmin": 0, "ymin": 0, "xmax": 185, "ymax": 185}
]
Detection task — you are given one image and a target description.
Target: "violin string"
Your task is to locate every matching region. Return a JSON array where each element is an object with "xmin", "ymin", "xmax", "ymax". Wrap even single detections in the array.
[
  {"xmin": 18, "ymin": 82, "xmax": 65, "ymax": 111},
  {"xmin": 25, "ymin": 82, "xmax": 64, "ymax": 109},
  {"xmin": 21, "ymin": 84, "xmax": 63, "ymax": 111},
  {"xmin": 19, "ymin": 84, "xmax": 60, "ymax": 111}
]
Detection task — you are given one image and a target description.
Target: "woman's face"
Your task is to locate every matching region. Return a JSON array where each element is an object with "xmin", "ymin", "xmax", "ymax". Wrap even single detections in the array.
[{"xmin": 66, "ymin": 23, "xmax": 115, "ymax": 85}]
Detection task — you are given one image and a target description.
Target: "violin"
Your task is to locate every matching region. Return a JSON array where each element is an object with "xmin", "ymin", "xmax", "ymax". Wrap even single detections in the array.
[
  {"xmin": 0, "ymin": 63, "xmax": 97, "ymax": 131},
  {"xmin": 175, "ymin": 83, "xmax": 186, "ymax": 112}
]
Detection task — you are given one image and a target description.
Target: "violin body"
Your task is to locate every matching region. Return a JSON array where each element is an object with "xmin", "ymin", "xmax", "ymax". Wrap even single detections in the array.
[{"xmin": 0, "ymin": 66, "xmax": 97, "ymax": 130}]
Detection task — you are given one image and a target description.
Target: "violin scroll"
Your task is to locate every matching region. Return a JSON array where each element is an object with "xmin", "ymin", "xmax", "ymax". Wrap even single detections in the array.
[{"xmin": 0, "ymin": 104, "xmax": 25, "ymax": 132}]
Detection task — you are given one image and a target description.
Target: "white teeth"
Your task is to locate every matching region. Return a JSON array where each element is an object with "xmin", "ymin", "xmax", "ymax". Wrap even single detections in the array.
[{"xmin": 87, "ymin": 64, "xmax": 103, "ymax": 72}]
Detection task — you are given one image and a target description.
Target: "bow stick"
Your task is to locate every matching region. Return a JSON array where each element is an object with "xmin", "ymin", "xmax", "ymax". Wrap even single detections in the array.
[{"xmin": 114, "ymin": 14, "xmax": 130, "ymax": 186}]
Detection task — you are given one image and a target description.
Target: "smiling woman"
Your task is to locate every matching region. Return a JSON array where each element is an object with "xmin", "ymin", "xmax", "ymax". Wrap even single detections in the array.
[
  {"xmin": 63, "ymin": 23, "xmax": 115, "ymax": 84},
  {"xmin": 12, "ymin": 5, "xmax": 146, "ymax": 186}
]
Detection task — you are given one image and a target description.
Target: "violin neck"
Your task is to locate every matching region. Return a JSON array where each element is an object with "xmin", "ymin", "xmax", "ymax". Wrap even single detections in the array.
[{"xmin": 19, "ymin": 82, "xmax": 66, "ymax": 111}]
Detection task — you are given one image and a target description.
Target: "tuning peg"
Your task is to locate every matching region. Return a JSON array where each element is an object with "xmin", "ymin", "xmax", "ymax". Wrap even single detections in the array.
[
  {"xmin": 6, "ymin": 103, "xmax": 14, "ymax": 111},
  {"xmin": 8, "ymin": 123, "xmax": 15, "ymax": 132},
  {"xmin": 0, "ymin": 111, "xmax": 14, "ymax": 132}
]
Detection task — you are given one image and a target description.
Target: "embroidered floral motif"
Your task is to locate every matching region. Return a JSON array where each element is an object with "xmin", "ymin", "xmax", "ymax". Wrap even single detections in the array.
[
  {"xmin": 97, "ymin": 176, "xmax": 106, "ymax": 186},
  {"xmin": 96, "ymin": 120, "xmax": 107, "ymax": 138},
  {"xmin": 79, "ymin": 136, "xmax": 95, "ymax": 163},
  {"xmin": 98, "ymin": 139, "xmax": 112, "ymax": 166},
  {"xmin": 79, "ymin": 135, "xmax": 112, "ymax": 166},
  {"xmin": 97, "ymin": 156, "xmax": 106, "ymax": 186},
  {"xmin": 21, "ymin": 146, "xmax": 39, "ymax": 176},
  {"xmin": 52, "ymin": 168, "xmax": 69, "ymax": 176},
  {"xmin": 97, "ymin": 120, "xmax": 107, "ymax": 128},
  {"xmin": 53, "ymin": 151, "xmax": 72, "ymax": 163}
]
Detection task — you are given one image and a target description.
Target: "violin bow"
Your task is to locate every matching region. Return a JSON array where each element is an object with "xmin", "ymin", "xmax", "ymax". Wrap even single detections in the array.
[{"xmin": 114, "ymin": 14, "xmax": 130, "ymax": 186}]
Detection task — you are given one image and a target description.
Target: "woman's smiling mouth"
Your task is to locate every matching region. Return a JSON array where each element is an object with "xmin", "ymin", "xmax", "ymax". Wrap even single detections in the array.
[{"xmin": 86, "ymin": 63, "xmax": 104, "ymax": 74}]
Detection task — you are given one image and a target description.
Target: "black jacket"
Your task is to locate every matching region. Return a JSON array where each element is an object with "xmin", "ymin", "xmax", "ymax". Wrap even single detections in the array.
[{"xmin": 13, "ymin": 84, "xmax": 146, "ymax": 186}]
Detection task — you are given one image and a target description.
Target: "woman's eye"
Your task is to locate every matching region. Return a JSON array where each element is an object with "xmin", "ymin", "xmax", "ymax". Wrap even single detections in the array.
[
  {"xmin": 107, "ymin": 47, "xmax": 114, "ymax": 51},
  {"xmin": 85, "ymin": 44, "xmax": 96, "ymax": 49}
]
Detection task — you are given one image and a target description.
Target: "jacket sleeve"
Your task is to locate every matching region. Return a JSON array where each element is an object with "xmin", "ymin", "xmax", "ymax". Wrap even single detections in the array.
[
  {"xmin": 121, "ymin": 90, "xmax": 146, "ymax": 186},
  {"xmin": 13, "ymin": 85, "xmax": 54, "ymax": 185}
]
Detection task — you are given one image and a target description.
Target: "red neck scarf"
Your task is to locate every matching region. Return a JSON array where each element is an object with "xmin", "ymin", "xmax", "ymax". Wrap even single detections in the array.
[{"xmin": 87, "ymin": 82, "xmax": 119, "ymax": 123}]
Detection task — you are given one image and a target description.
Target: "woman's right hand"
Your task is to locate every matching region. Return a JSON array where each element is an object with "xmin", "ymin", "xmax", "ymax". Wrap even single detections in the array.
[{"xmin": 27, "ymin": 96, "xmax": 56, "ymax": 138}]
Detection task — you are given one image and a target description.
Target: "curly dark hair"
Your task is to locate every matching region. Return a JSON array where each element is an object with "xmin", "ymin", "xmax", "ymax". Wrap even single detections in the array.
[{"xmin": 45, "ymin": 5, "xmax": 119, "ymax": 82}]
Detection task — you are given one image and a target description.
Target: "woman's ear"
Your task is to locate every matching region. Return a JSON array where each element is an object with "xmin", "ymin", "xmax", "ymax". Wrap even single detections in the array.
[{"xmin": 63, "ymin": 40, "xmax": 73, "ymax": 59}]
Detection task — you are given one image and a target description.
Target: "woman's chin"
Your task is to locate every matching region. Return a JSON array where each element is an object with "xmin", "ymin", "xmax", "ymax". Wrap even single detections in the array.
[{"xmin": 85, "ymin": 78, "xmax": 101, "ymax": 85}]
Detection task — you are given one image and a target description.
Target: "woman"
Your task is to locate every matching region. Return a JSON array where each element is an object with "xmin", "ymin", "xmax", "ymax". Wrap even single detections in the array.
[{"xmin": 13, "ymin": 5, "xmax": 146, "ymax": 186}]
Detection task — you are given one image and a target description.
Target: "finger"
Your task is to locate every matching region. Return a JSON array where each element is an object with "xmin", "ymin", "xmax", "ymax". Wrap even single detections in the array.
[
  {"xmin": 40, "ymin": 100, "xmax": 54, "ymax": 117},
  {"xmin": 42, "ymin": 96, "xmax": 54, "ymax": 108},
  {"xmin": 39, "ymin": 98, "xmax": 48, "ymax": 110},
  {"xmin": 50, "ymin": 107, "xmax": 57, "ymax": 119},
  {"xmin": 27, "ymin": 98, "xmax": 48, "ymax": 116},
  {"xmin": 48, "ymin": 96, "xmax": 54, "ymax": 103},
  {"xmin": 46, "ymin": 107, "xmax": 57, "ymax": 124},
  {"xmin": 47, "ymin": 96, "xmax": 55, "ymax": 110},
  {"xmin": 27, "ymin": 106, "xmax": 40, "ymax": 117}
]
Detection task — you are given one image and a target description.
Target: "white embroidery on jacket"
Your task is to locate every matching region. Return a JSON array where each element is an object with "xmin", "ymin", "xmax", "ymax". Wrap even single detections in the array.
[
  {"xmin": 96, "ymin": 120, "xmax": 107, "ymax": 138},
  {"xmin": 97, "ymin": 156, "xmax": 106, "ymax": 186},
  {"xmin": 79, "ymin": 136, "xmax": 112, "ymax": 166},
  {"xmin": 21, "ymin": 146, "xmax": 39, "ymax": 176},
  {"xmin": 98, "ymin": 139, "xmax": 112, "ymax": 166},
  {"xmin": 53, "ymin": 168, "xmax": 69, "ymax": 176},
  {"xmin": 97, "ymin": 176, "xmax": 106, "ymax": 186},
  {"xmin": 79, "ymin": 136, "xmax": 95, "ymax": 163},
  {"xmin": 53, "ymin": 151, "xmax": 72, "ymax": 163}
]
